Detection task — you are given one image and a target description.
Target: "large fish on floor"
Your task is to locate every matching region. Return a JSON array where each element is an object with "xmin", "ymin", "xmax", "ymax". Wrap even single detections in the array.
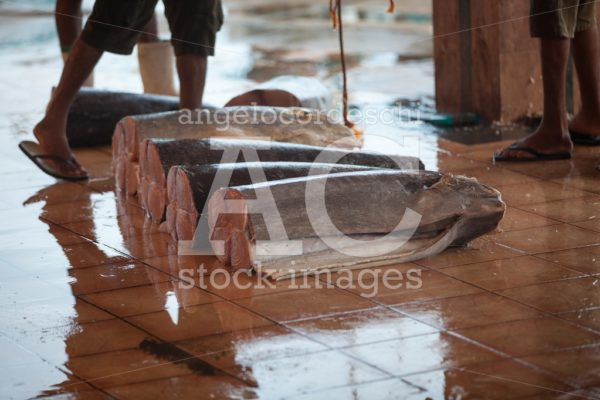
[
  {"xmin": 207, "ymin": 170, "xmax": 505, "ymax": 280},
  {"xmin": 166, "ymin": 162, "xmax": 385, "ymax": 241},
  {"xmin": 139, "ymin": 138, "xmax": 424, "ymax": 224},
  {"xmin": 66, "ymin": 88, "xmax": 180, "ymax": 148},
  {"xmin": 112, "ymin": 106, "xmax": 363, "ymax": 195}
]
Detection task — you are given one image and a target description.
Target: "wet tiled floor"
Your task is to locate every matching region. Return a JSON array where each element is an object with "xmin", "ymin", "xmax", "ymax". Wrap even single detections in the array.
[
  {"xmin": 0, "ymin": 137, "xmax": 599, "ymax": 399},
  {"xmin": 2, "ymin": 1, "xmax": 600, "ymax": 399}
]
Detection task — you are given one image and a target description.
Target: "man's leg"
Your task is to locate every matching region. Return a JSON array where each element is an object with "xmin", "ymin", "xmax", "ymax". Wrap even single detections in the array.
[
  {"xmin": 55, "ymin": 0, "xmax": 83, "ymax": 49},
  {"xmin": 34, "ymin": 39, "xmax": 102, "ymax": 175},
  {"xmin": 495, "ymin": 38, "xmax": 572, "ymax": 159},
  {"xmin": 176, "ymin": 55, "xmax": 207, "ymax": 109},
  {"xmin": 163, "ymin": 0, "xmax": 223, "ymax": 108},
  {"xmin": 570, "ymin": 26, "xmax": 600, "ymax": 137}
]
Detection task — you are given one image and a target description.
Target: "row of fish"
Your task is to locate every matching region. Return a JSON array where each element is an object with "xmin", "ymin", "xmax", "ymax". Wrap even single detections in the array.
[{"xmin": 69, "ymin": 88, "xmax": 505, "ymax": 279}]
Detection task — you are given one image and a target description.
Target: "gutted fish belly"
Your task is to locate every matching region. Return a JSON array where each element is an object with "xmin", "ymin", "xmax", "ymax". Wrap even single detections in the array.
[
  {"xmin": 140, "ymin": 138, "xmax": 423, "ymax": 223},
  {"xmin": 166, "ymin": 162, "xmax": 384, "ymax": 241},
  {"xmin": 112, "ymin": 106, "xmax": 362, "ymax": 195},
  {"xmin": 207, "ymin": 170, "xmax": 506, "ymax": 279}
]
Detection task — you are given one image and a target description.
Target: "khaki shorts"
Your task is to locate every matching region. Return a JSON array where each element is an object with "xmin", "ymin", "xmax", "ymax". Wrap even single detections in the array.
[
  {"xmin": 81, "ymin": 0, "xmax": 223, "ymax": 56},
  {"xmin": 530, "ymin": 0, "xmax": 596, "ymax": 38}
]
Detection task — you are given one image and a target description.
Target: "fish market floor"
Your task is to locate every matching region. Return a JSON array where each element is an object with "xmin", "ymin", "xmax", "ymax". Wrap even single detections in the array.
[{"xmin": 1, "ymin": 139, "xmax": 600, "ymax": 399}]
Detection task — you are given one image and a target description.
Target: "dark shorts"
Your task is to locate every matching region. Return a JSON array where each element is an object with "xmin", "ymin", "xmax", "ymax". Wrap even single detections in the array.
[
  {"xmin": 81, "ymin": 0, "xmax": 223, "ymax": 56},
  {"xmin": 530, "ymin": 0, "xmax": 596, "ymax": 38}
]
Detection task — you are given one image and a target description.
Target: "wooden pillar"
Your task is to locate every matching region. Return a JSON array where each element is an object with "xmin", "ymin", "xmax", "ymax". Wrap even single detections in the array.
[
  {"xmin": 433, "ymin": 0, "xmax": 543, "ymax": 122},
  {"xmin": 434, "ymin": 2, "xmax": 600, "ymax": 122}
]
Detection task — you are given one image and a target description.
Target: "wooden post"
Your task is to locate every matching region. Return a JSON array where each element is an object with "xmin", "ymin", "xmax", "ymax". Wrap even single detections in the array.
[
  {"xmin": 433, "ymin": 0, "xmax": 543, "ymax": 122},
  {"xmin": 434, "ymin": 3, "xmax": 600, "ymax": 123}
]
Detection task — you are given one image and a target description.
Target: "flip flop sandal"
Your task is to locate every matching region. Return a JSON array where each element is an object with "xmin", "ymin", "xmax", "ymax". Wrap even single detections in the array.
[
  {"xmin": 570, "ymin": 130, "xmax": 600, "ymax": 146},
  {"xmin": 19, "ymin": 140, "xmax": 89, "ymax": 181},
  {"xmin": 493, "ymin": 144, "xmax": 571, "ymax": 162}
]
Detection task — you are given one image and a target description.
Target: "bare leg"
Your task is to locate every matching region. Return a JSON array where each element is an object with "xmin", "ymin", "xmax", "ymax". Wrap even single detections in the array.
[
  {"xmin": 33, "ymin": 39, "xmax": 102, "ymax": 176},
  {"xmin": 570, "ymin": 26, "xmax": 600, "ymax": 137},
  {"xmin": 176, "ymin": 55, "xmax": 207, "ymax": 109},
  {"xmin": 55, "ymin": 0, "xmax": 83, "ymax": 50},
  {"xmin": 495, "ymin": 38, "xmax": 573, "ymax": 159},
  {"xmin": 139, "ymin": 14, "xmax": 159, "ymax": 43}
]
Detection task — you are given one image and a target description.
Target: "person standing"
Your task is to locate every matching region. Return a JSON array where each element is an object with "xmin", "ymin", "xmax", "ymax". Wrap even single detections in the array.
[
  {"xmin": 494, "ymin": 0, "xmax": 600, "ymax": 161},
  {"xmin": 21, "ymin": 0, "xmax": 223, "ymax": 180},
  {"xmin": 55, "ymin": 0, "xmax": 177, "ymax": 95}
]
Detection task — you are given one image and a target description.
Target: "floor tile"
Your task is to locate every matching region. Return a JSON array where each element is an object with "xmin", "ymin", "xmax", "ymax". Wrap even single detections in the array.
[
  {"xmin": 441, "ymin": 256, "xmax": 583, "ymax": 291},
  {"xmin": 393, "ymin": 292, "xmax": 541, "ymax": 330},
  {"xmin": 63, "ymin": 213, "xmax": 161, "ymax": 242},
  {"xmin": 403, "ymin": 359, "xmax": 573, "ymax": 400},
  {"xmin": 520, "ymin": 345, "xmax": 600, "ymax": 389},
  {"xmin": 126, "ymin": 301, "xmax": 272, "ymax": 342},
  {"xmin": 3, "ymin": 318, "xmax": 151, "ymax": 366},
  {"xmin": 415, "ymin": 238, "xmax": 524, "ymax": 269},
  {"xmin": 225, "ymin": 350, "xmax": 387, "ymax": 397},
  {"xmin": 292, "ymin": 378, "xmax": 422, "ymax": 400},
  {"xmin": 496, "ymin": 207, "xmax": 560, "ymax": 232},
  {"xmin": 287, "ymin": 307, "xmax": 437, "ymax": 348},
  {"xmin": 72, "ymin": 148, "xmax": 112, "ymax": 165},
  {"xmin": 0, "ymin": 297, "xmax": 112, "ymax": 333},
  {"xmin": 65, "ymin": 261, "xmax": 172, "ymax": 295},
  {"xmin": 177, "ymin": 325, "xmax": 327, "ymax": 363},
  {"xmin": 196, "ymin": 268, "xmax": 320, "ymax": 300},
  {"xmin": 105, "ymin": 374, "xmax": 255, "ymax": 400},
  {"xmin": 354, "ymin": 268, "xmax": 483, "ymax": 306},
  {"xmin": 234, "ymin": 287, "xmax": 376, "ymax": 322},
  {"xmin": 0, "ymin": 354, "xmax": 97, "ymax": 400},
  {"xmin": 66, "ymin": 348, "xmax": 195, "ymax": 389},
  {"xmin": 82, "ymin": 281, "xmax": 220, "ymax": 317},
  {"xmin": 453, "ymin": 166, "xmax": 538, "ymax": 187},
  {"xmin": 574, "ymin": 218, "xmax": 600, "ymax": 234},
  {"xmin": 495, "ymin": 181, "xmax": 588, "ymax": 207},
  {"xmin": 39, "ymin": 194, "xmax": 121, "ymax": 225},
  {"xmin": 1, "ymin": 240, "xmax": 131, "ymax": 272},
  {"xmin": 560, "ymin": 308, "xmax": 600, "ymax": 333},
  {"xmin": 455, "ymin": 317, "xmax": 600, "ymax": 357},
  {"xmin": 0, "ymin": 224, "xmax": 87, "ymax": 253},
  {"xmin": 519, "ymin": 196, "xmax": 600, "ymax": 223},
  {"xmin": 140, "ymin": 253, "xmax": 219, "ymax": 277},
  {"xmin": 3, "ymin": 182, "xmax": 95, "ymax": 209},
  {"xmin": 498, "ymin": 277, "xmax": 600, "ymax": 314},
  {"xmin": 0, "ymin": 170, "xmax": 58, "ymax": 190},
  {"xmin": 504, "ymin": 157, "xmax": 597, "ymax": 181},
  {"xmin": 111, "ymin": 232, "xmax": 178, "ymax": 260},
  {"xmin": 342, "ymin": 332, "xmax": 499, "ymax": 376},
  {"xmin": 493, "ymin": 224, "xmax": 600, "ymax": 254},
  {"xmin": 534, "ymin": 245, "xmax": 600, "ymax": 275},
  {"xmin": 551, "ymin": 164, "xmax": 600, "ymax": 194}
]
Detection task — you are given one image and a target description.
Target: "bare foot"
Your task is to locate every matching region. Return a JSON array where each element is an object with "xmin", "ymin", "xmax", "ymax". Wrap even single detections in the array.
[
  {"xmin": 570, "ymin": 110, "xmax": 600, "ymax": 137},
  {"xmin": 494, "ymin": 123, "xmax": 573, "ymax": 160},
  {"xmin": 33, "ymin": 117, "xmax": 87, "ymax": 178}
]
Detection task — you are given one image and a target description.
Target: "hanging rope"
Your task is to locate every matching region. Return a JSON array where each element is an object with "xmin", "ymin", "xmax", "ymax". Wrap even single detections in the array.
[
  {"xmin": 330, "ymin": 0, "xmax": 395, "ymax": 129},
  {"xmin": 387, "ymin": 0, "xmax": 395, "ymax": 13}
]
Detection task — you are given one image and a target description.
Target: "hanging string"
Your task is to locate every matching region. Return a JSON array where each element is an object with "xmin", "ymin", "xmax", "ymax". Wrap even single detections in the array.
[
  {"xmin": 329, "ymin": 0, "xmax": 338, "ymax": 29},
  {"xmin": 330, "ymin": 0, "xmax": 395, "ymax": 129},
  {"xmin": 335, "ymin": 0, "xmax": 353, "ymax": 128},
  {"xmin": 387, "ymin": 0, "xmax": 395, "ymax": 13}
]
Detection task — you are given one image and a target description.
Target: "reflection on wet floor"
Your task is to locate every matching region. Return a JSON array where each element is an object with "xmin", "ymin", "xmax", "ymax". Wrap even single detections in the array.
[
  {"xmin": 2, "ymin": 139, "xmax": 600, "ymax": 400},
  {"xmin": 2, "ymin": 1, "xmax": 600, "ymax": 399}
]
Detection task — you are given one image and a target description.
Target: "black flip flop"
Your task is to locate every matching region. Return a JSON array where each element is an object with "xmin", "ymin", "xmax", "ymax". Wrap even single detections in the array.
[
  {"xmin": 570, "ymin": 129, "xmax": 600, "ymax": 146},
  {"xmin": 19, "ymin": 140, "xmax": 89, "ymax": 181},
  {"xmin": 493, "ymin": 144, "xmax": 571, "ymax": 162}
]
